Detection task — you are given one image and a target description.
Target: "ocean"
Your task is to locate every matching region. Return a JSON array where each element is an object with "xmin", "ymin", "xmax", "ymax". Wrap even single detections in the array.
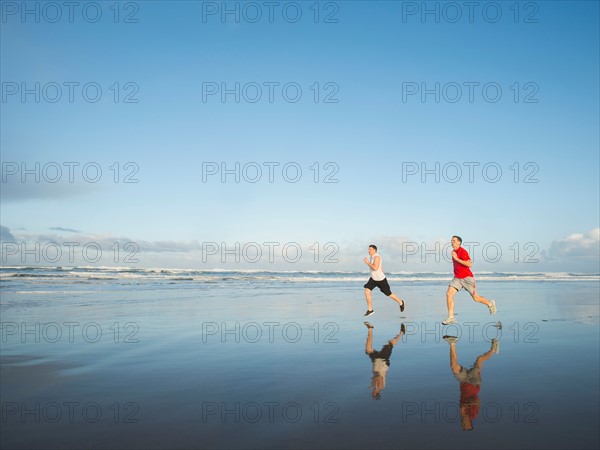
[{"xmin": 2, "ymin": 265, "xmax": 599, "ymax": 290}]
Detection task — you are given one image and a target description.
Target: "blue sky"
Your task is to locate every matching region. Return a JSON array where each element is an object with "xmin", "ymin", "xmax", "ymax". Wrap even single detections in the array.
[{"xmin": 1, "ymin": 0, "xmax": 599, "ymax": 272}]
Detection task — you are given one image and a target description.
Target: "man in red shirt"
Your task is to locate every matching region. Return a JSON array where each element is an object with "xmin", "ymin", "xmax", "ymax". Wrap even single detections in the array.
[
  {"xmin": 443, "ymin": 335, "xmax": 499, "ymax": 431},
  {"xmin": 442, "ymin": 235, "xmax": 496, "ymax": 325}
]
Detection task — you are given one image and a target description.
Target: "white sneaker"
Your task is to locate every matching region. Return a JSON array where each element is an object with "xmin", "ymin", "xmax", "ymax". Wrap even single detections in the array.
[
  {"xmin": 442, "ymin": 316, "xmax": 457, "ymax": 325},
  {"xmin": 489, "ymin": 300, "xmax": 497, "ymax": 315},
  {"xmin": 443, "ymin": 335, "xmax": 458, "ymax": 344}
]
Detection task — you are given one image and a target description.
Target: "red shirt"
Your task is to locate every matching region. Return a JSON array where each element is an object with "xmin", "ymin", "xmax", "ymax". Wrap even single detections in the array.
[
  {"xmin": 460, "ymin": 383, "xmax": 481, "ymax": 419},
  {"xmin": 453, "ymin": 247, "xmax": 474, "ymax": 278}
]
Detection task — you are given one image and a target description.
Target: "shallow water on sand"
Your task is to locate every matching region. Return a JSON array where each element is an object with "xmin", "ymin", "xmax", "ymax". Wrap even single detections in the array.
[{"xmin": 1, "ymin": 281, "xmax": 598, "ymax": 449}]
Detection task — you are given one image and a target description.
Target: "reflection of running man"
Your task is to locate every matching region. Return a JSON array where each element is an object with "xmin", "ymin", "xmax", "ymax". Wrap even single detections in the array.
[
  {"xmin": 443, "ymin": 336, "xmax": 499, "ymax": 431},
  {"xmin": 442, "ymin": 236, "xmax": 496, "ymax": 325},
  {"xmin": 363, "ymin": 245, "xmax": 405, "ymax": 317},
  {"xmin": 364, "ymin": 322, "xmax": 405, "ymax": 400}
]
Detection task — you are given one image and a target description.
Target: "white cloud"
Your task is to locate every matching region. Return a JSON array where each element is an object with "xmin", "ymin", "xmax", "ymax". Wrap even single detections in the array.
[
  {"xmin": 49, "ymin": 227, "xmax": 82, "ymax": 233},
  {"xmin": 547, "ymin": 228, "xmax": 600, "ymax": 260},
  {"xmin": 0, "ymin": 225, "xmax": 16, "ymax": 241},
  {"xmin": 3, "ymin": 227, "xmax": 598, "ymax": 272}
]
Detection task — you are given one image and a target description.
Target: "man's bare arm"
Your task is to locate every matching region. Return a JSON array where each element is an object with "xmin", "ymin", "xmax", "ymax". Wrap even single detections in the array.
[
  {"xmin": 364, "ymin": 255, "xmax": 381, "ymax": 271},
  {"xmin": 452, "ymin": 251, "xmax": 473, "ymax": 267}
]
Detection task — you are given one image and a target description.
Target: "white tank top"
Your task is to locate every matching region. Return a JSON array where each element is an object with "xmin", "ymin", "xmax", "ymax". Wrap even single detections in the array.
[
  {"xmin": 373, "ymin": 358, "xmax": 389, "ymax": 377},
  {"xmin": 370, "ymin": 253, "xmax": 386, "ymax": 281}
]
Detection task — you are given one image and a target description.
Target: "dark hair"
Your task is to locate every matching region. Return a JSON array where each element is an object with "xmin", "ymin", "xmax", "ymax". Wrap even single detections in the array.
[
  {"xmin": 369, "ymin": 244, "xmax": 378, "ymax": 252},
  {"xmin": 452, "ymin": 235, "xmax": 462, "ymax": 244}
]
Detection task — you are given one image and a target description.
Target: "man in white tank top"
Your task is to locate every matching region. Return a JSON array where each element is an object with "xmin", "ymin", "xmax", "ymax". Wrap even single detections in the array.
[
  {"xmin": 364, "ymin": 322, "xmax": 406, "ymax": 400},
  {"xmin": 363, "ymin": 244, "xmax": 406, "ymax": 317}
]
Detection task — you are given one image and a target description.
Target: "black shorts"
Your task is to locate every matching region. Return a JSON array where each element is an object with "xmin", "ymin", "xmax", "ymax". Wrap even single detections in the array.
[
  {"xmin": 367, "ymin": 344, "xmax": 394, "ymax": 364},
  {"xmin": 364, "ymin": 277, "xmax": 392, "ymax": 296}
]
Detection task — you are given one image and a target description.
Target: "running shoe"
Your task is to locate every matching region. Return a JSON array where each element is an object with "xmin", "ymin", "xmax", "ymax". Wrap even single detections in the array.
[{"xmin": 443, "ymin": 335, "xmax": 458, "ymax": 344}]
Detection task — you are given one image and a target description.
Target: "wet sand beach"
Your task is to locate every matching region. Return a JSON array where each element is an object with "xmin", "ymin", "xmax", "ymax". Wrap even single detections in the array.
[{"xmin": 1, "ymin": 273, "xmax": 599, "ymax": 449}]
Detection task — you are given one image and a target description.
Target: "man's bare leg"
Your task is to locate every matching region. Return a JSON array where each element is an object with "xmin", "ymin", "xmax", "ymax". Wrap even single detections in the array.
[
  {"xmin": 365, "ymin": 323, "xmax": 374, "ymax": 354},
  {"xmin": 471, "ymin": 290, "xmax": 492, "ymax": 308},
  {"xmin": 446, "ymin": 287, "xmax": 457, "ymax": 318},
  {"xmin": 474, "ymin": 343, "xmax": 496, "ymax": 369},
  {"xmin": 388, "ymin": 292, "xmax": 405, "ymax": 309},
  {"xmin": 388, "ymin": 324, "xmax": 406, "ymax": 347},
  {"xmin": 448, "ymin": 340, "xmax": 461, "ymax": 376},
  {"xmin": 364, "ymin": 288, "xmax": 373, "ymax": 311}
]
